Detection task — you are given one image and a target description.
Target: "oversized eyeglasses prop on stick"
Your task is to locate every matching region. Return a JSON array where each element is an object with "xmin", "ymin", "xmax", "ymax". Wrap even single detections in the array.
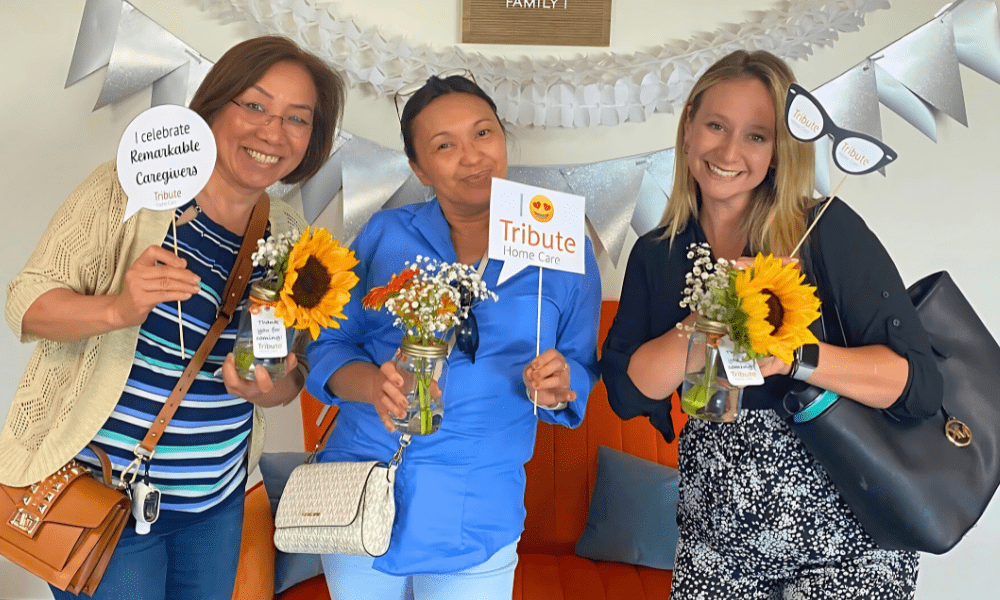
[
  {"xmin": 117, "ymin": 105, "xmax": 217, "ymax": 354},
  {"xmin": 785, "ymin": 83, "xmax": 898, "ymax": 256}
]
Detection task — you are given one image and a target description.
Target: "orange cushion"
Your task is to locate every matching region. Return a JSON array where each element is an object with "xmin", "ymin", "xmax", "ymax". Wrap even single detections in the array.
[
  {"xmin": 300, "ymin": 391, "xmax": 336, "ymax": 452},
  {"xmin": 277, "ymin": 574, "xmax": 330, "ymax": 599},
  {"xmin": 233, "ymin": 482, "xmax": 276, "ymax": 600},
  {"xmin": 514, "ymin": 553, "xmax": 673, "ymax": 600},
  {"xmin": 520, "ymin": 300, "xmax": 686, "ymax": 555}
]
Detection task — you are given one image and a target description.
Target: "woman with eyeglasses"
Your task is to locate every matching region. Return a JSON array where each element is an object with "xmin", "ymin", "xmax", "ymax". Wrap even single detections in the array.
[
  {"xmin": 306, "ymin": 73, "xmax": 601, "ymax": 598},
  {"xmin": 599, "ymin": 50, "xmax": 942, "ymax": 599},
  {"xmin": 1, "ymin": 36, "xmax": 344, "ymax": 599}
]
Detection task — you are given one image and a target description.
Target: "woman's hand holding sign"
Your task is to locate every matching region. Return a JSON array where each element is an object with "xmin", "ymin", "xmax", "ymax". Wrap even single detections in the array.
[{"xmin": 111, "ymin": 245, "xmax": 201, "ymax": 329}]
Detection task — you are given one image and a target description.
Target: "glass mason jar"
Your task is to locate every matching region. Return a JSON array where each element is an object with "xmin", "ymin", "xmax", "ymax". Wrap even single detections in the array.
[
  {"xmin": 390, "ymin": 340, "xmax": 449, "ymax": 436},
  {"xmin": 680, "ymin": 317, "xmax": 742, "ymax": 422},
  {"xmin": 232, "ymin": 282, "xmax": 293, "ymax": 381}
]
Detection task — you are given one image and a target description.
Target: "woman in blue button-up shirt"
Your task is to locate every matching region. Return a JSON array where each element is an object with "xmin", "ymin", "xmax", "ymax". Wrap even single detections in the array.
[{"xmin": 306, "ymin": 73, "xmax": 601, "ymax": 599}]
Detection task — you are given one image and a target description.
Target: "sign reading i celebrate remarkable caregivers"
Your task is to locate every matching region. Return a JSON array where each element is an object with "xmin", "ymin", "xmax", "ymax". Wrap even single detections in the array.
[
  {"xmin": 462, "ymin": 0, "xmax": 612, "ymax": 46},
  {"xmin": 117, "ymin": 104, "xmax": 217, "ymax": 222},
  {"xmin": 489, "ymin": 178, "xmax": 586, "ymax": 285}
]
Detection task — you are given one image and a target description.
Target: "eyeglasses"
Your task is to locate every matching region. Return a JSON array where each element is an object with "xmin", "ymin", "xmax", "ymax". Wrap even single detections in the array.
[
  {"xmin": 453, "ymin": 281, "xmax": 479, "ymax": 364},
  {"xmin": 393, "ymin": 68, "xmax": 478, "ymax": 121},
  {"xmin": 784, "ymin": 83, "xmax": 896, "ymax": 175},
  {"xmin": 229, "ymin": 99, "xmax": 313, "ymax": 137}
]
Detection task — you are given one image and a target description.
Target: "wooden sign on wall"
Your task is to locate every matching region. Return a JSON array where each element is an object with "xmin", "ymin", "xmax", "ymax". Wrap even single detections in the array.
[{"xmin": 462, "ymin": 0, "xmax": 612, "ymax": 47}]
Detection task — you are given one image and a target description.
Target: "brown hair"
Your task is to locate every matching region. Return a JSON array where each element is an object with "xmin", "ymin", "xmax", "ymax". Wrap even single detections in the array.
[
  {"xmin": 189, "ymin": 35, "xmax": 345, "ymax": 185},
  {"xmin": 661, "ymin": 50, "xmax": 816, "ymax": 257}
]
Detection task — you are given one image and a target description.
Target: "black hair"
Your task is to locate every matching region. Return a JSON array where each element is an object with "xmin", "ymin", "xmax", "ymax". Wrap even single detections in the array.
[{"xmin": 399, "ymin": 75, "xmax": 506, "ymax": 162}]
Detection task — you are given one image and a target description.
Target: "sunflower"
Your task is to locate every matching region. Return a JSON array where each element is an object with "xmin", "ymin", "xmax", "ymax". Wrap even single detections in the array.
[
  {"xmin": 733, "ymin": 253, "xmax": 821, "ymax": 363},
  {"xmin": 276, "ymin": 227, "xmax": 360, "ymax": 339}
]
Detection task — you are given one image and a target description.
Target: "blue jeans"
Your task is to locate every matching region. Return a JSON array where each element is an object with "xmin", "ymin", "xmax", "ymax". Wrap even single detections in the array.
[
  {"xmin": 49, "ymin": 490, "xmax": 244, "ymax": 600},
  {"xmin": 321, "ymin": 540, "xmax": 519, "ymax": 600}
]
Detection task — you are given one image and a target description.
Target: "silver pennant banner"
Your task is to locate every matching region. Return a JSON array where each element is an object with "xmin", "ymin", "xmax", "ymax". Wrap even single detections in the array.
[
  {"xmin": 385, "ymin": 175, "xmax": 433, "ymax": 210},
  {"xmin": 814, "ymin": 137, "xmax": 833, "ymax": 197},
  {"xmin": 876, "ymin": 12, "xmax": 968, "ymax": 127},
  {"xmin": 561, "ymin": 157, "xmax": 646, "ymax": 266},
  {"xmin": 151, "ymin": 55, "xmax": 215, "ymax": 108},
  {"xmin": 814, "ymin": 64, "xmax": 887, "ymax": 176},
  {"xmin": 633, "ymin": 148, "xmax": 674, "ymax": 237},
  {"xmin": 96, "ymin": 2, "xmax": 204, "ymax": 109},
  {"xmin": 340, "ymin": 137, "xmax": 414, "ymax": 241},
  {"xmin": 506, "ymin": 166, "xmax": 572, "ymax": 194},
  {"xmin": 65, "ymin": 0, "xmax": 121, "ymax": 87},
  {"xmin": 300, "ymin": 131, "xmax": 353, "ymax": 223},
  {"xmin": 874, "ymin": 63, "xmax": 938, "ymax": 141},
  {"xmin": 950, "ymin": 0, "xmax": 1000, "ymax": 84},
  {"xmin": 814, "ymin": 64, "xmax": 883, "ymax": 139}
]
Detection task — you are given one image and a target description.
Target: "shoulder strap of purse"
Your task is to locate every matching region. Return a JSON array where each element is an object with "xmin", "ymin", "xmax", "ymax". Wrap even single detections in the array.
[
  {"xmin": 136, "ymin": 194, "xmax": 271, "ymax": 456},
  {"xmin": 801, "ymin": 198, "xmax": 847, "ymax": 347},
  {"xmin": 305, "ymin": 406, "xmax": 412, "ymax": 465}
]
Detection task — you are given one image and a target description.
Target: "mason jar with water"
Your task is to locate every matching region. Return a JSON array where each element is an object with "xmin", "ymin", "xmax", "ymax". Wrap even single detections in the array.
[
  {"xmin": 680, "ymin": 317, "xmax": 742, "ymax": 422},
  {"xmin": 233, "ymin": 282, "xmax": 293, "ymax": 380}
]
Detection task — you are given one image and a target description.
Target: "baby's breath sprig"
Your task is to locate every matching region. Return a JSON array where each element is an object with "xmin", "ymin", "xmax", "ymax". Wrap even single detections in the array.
[
  {"xmin": 251, "ymin": 229, "xmax": 301, "ymax": 292},
  {"xmin": 679, "ymin": 243, "xmax": 737, "ymax": 324},
  {"xmin": 363, "ymin": 255, "xmax": 497, "ymax": 346}
]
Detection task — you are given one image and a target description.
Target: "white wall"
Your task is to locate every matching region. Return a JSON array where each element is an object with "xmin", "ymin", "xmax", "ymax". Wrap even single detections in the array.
[{"xmin": 2, "ymin": 1, "xmax": 999, "ymax": 598}]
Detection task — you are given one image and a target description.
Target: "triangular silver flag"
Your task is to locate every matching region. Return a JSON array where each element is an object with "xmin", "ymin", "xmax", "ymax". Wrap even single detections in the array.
[
  {"xmin": 874, "ymin": 63, "xmax": 938, "ymax": 141},
  {"xmin": 877, "ymin": 12, "xmax": 967, "ymax": 126},
  {"xmin": 65, "ymin": 0, "xmax": 121, "ymax": 88},
  {"xmin": 561, "ymin": 156, "xmax": 646, "ymax": 266},
  {"xmin": 341, "ymin": 137, "xmax": 413, "ymax": 241},
  {"xmin": 94, "ymin": 2, "xmax": 192, "ymax": 109},
  {"xmin": 950, "ymin": 0, "xmax": 1000, "ymax": 85}
]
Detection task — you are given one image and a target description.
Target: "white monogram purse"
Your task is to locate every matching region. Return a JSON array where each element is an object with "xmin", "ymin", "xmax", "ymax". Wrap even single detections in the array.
[{"xmin": 273, "ymin": 408, "xmax": 410, "ymax": 558}]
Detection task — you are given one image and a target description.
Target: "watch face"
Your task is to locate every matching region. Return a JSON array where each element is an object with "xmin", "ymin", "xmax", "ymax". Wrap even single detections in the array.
[{"xmin": 800, "ymin": 343, "xmax": 820, "ymax": 369}]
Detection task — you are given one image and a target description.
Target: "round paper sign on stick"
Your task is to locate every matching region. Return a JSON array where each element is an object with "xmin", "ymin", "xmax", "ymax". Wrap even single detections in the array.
[{"xmin": 117, "ymin": 104, "xmax": 216, "ymax": 222}]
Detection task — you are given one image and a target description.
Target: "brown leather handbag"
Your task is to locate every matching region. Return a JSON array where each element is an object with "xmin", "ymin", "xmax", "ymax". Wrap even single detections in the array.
[
  {"xmin": 0, "ymin": 195, "xmax": 270, "ymax": 594},
  {"xmin": 0, "ymin": 445, "xmax": 129, "ymax": 595}
]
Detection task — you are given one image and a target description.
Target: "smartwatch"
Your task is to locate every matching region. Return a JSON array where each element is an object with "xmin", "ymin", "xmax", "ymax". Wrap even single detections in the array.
[{"xmin": 791, "ymin": 343, "xmax": 819, "ymax": 381}]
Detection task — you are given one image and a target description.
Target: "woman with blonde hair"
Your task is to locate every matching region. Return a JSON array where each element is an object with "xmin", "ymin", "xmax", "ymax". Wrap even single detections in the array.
[{"xmin": 600, "ymin": 50, "xmax": 942, "ymax": 598}]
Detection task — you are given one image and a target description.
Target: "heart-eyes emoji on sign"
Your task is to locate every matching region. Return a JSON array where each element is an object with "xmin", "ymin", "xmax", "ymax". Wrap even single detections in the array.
[{"xmin": 529, "ymin": 195, "xmax": 554, "ymax": 223}]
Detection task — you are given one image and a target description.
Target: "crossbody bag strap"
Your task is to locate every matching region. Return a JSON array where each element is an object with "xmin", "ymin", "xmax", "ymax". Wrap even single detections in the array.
[
  {"xmin": 136, "ymin": 194, "xmax": 271, "ymax": 456},
  {"xmin": 306, "ymin": 406, "xmax": 413, "ymax": 466},
  {"xmin": 800, "ymin": 199, "xmax": 848, "ymax": 347}
]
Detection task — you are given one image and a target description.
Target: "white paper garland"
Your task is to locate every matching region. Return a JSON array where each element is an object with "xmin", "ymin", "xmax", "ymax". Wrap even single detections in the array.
[{"xmin": 200, "ymin": 0, "xmax": 890, "ymax": 128}]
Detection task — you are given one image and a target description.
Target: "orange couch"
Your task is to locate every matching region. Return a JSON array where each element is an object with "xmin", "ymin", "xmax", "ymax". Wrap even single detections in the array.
[{"xmin": 234, "ymin": 300, "xmax": 686, "ymax": 599}]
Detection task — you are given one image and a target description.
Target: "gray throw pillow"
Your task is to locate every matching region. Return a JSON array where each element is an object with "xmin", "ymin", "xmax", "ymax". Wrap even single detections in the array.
[
  {"xmin": 574, "ymin": 445, "xmax": 680, "ymax": 570},
  {"xmin": 258, "ymin": 452, "xmax": 324, "ymax": 594}
]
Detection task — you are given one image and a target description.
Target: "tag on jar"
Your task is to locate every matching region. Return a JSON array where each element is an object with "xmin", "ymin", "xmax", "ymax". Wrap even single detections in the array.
[
  {"xmin": 250, "ymin": 304, "xmax": 288, "ymax": 359},
  {"xmin": 718, "ymin": 336, "xmax": 764, "ymax": 387}
]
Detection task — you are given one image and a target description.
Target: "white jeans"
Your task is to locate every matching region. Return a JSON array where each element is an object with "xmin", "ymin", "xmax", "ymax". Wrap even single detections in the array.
[{"xmin": 321, "ymin": 539, "xmax": 519, "ymax": 600}]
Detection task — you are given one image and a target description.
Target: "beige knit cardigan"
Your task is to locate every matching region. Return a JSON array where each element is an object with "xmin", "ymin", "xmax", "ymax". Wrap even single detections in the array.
[{"xmin": 1, "ymin": 161, "xmax": 306, "ymax": 487}]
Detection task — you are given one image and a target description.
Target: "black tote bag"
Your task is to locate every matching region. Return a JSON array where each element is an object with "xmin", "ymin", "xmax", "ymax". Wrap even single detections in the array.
[{"xmin": 790, "ymin": 233, "xmax": 1000, "ymax": 553}]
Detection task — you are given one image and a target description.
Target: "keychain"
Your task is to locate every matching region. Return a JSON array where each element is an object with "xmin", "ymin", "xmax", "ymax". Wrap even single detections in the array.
[{"xmin": 131, "ymin": 459, "xmax": 161, "ymax": 535}]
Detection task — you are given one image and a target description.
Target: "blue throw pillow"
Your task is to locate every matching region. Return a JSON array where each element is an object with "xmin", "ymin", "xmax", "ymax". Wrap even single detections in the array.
[
  {"xmin": 574, "ymin": 445, "xmax": 680, "ymax": 570},
  {"xmin": 258, "ymin": 452, "xmax": 325, "ymax": 594}
]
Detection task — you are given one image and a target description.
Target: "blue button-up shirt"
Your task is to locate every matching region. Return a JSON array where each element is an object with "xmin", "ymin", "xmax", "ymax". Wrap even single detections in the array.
[{"xmin": 306, "ymin": 199, "xmax": 601, "ymax": 575}]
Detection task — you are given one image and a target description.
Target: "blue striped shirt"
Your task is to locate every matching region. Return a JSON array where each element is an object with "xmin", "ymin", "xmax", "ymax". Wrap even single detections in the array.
[{"xmin": 77, "ymin": 201, "xmax": 269, "ymax": 513}]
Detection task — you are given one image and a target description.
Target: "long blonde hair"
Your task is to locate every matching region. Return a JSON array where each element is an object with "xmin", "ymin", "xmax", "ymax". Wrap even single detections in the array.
[{"xmin": 660, "ymin": 50, "xmax": 816, "ymax": 257}]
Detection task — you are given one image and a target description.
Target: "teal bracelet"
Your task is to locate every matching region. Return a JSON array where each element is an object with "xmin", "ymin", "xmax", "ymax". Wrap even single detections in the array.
[{"xmin": 792, "ymin": 390, "xmax": 840, "ymax": 423}]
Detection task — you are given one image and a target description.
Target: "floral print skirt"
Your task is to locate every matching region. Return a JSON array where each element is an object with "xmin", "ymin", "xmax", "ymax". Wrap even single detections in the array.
[{"xmin": 670, "ymin": 409, "xmax": 918, "ymax": 600}]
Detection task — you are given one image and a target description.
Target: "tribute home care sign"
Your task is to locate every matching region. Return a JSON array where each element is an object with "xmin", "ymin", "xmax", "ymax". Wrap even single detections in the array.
[{"xmin": 462, "ymin": 0, "xmax": 612, "ymax": 46}]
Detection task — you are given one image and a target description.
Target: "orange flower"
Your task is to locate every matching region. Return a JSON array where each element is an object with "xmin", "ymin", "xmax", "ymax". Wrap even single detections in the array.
[
  {"xmin": 362, "ymin": 267, "xmax": 419, "ymax": 309},
  {"xmin": 438, "ymin": 294, "xmax": 458, "ymax": 317}
]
